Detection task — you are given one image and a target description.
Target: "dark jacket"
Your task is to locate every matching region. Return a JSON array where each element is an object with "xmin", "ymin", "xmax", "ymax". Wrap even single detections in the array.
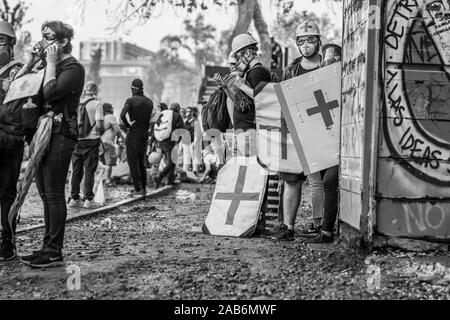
[
  {"xmin": 43, "ymin": 56, "xmax": 85, "ymax": 141},
  {"xmin": 234, "ymin": 62, "xmax": 272, "ymax": 132},
  {"xmin": 120, "ymin": 94, "xmax": 154, "ymax": 131}
]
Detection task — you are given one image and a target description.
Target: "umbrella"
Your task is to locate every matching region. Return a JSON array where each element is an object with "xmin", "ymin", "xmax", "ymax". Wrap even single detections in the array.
[{"xmin": 8, "ymin": 111, "xmax": 53, "ymax": 237}]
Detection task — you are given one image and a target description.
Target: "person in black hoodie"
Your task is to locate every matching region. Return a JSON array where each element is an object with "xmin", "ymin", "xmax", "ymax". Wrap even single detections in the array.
[{"xmin": 19, "ymin": 21, "xmax": 85, "ymax": 268}]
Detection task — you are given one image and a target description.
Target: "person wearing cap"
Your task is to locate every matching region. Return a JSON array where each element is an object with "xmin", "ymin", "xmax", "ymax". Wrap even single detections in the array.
[
  {"xmin": 0, "ymin": 20, "xmax": 26, "ymax": 261},
  {"xmin": 229, "ymin": 32, "xmax": 272, "ymax": 157},
  {"xmin": 120, "ymin": 78, "xmax": 154, "ymax": 197},
  {"xmin": 68, "ymin": 80, "xmax": 104, "ymax": 209},
  {"xmin": 275, "ymin": 20, "xmax": 326, "ymax": 241},
  {"xmin": 100, "ymin": 102, "xmax": 123, "ymax": 186}
]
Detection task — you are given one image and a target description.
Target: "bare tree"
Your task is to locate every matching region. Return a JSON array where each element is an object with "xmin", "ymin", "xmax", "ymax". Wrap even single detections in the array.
[
  {"xmin": 75, "ymin": 0, "xmax": 295, "ymax": 67},
  {"xmin": 0, "ymin": 0, "xmax": 32, "ymax": 30}
]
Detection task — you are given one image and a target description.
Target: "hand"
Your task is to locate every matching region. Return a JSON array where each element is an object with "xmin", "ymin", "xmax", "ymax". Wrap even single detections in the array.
[
  {"xmin": 214, "ymin": 73, "xmax": 225, "ymax": 87},
  {"xmin": 44, "ymin": 43, "xmax": 59, "ymax": 65}
]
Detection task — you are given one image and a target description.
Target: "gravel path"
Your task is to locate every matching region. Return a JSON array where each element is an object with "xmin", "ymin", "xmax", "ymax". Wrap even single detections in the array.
[{"xmin": 0, "ymin": 183, "xmax": 449, "ymax": 300}]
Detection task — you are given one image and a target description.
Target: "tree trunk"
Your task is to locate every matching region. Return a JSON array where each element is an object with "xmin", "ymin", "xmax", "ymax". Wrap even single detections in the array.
[
  {"xmin": 228, "ymin": 0, "xmax": 255, "ymax": 53},
  {"xmin": 253, "ymin": 0, "xmax": 271, "ymax": 67}
]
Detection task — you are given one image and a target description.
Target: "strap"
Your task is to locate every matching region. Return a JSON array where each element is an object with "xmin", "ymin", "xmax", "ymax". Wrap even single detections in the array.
[{"xmin": 0, "ymin": 60, "xmax": 21, "ymax": 78}]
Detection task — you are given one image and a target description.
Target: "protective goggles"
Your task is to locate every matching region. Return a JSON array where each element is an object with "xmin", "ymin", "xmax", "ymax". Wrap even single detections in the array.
[
  {"xmin": 0, "ymin": 38, "xmax": 10, "ymax": 46},
  {"xmin": 296, "ymin": 36, "xmax": 318, "ymax": 46},
  {"xmin": 42, "ymin": 33, "xmax": 57, "ymax": 41}
]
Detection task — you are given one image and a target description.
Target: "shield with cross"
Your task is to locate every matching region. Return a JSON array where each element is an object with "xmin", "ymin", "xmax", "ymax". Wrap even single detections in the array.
[
  {"xmin": 254, "ymin": 82, "xmax": 303, "ymax": 174},
  {"xmin": 3, "ymin": 69, "xmax": 45, "ymax": 105},
  {"xmin": 274, "ymin": 62, "xmax": 341, "ymax": 175},
  {"xmin": 203, "ymin": 156, "xmax": 267, "ymax": 237}
]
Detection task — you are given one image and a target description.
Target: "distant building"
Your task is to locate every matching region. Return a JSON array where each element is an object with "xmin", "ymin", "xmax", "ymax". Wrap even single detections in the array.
[{"xmin": 79, "ymin": 38, "xmax": 153, "ymax": 117}]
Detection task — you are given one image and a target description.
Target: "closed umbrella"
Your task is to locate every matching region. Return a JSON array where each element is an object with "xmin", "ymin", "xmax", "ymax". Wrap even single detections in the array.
[{"xmin": 8, "ymin": 111, "xmax": 53, "ymax": 236}]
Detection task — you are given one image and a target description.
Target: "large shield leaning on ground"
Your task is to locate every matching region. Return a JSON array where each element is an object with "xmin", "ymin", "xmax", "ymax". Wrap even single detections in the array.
[
  {"xmin": 203, "ymin": 156, "xmax": 267, "ymax": 237},
  {"xmin": 274, "ymin": 62, "xmax": 342, "ymax": 175},
  {"xmin": 254, "ymin": 82, "xmax": 303, "ymax": 174}
]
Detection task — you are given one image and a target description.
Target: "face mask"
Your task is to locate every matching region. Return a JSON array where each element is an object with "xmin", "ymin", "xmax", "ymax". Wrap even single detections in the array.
[
  {"xmin": 236, "ymin": 50, "xmax": 256, "ymax": 72},
  {"xmin": 0, "ymin": 46, "xmax": 11, "ymax": 66},
  {"xmin": 33, "ymin": 39, "xmax": 57, "ymax": 60}
]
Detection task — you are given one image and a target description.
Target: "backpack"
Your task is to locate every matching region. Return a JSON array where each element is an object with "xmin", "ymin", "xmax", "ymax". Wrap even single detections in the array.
[
  {"xmin": 201, "ymin": 87, "xmax": 231, "ymax": 133},
  {"xmin": 78, "ymin": 98, "xmax": 96, "ymax": 138},
  {"xmin": 154, "ymin": 109, "xmax": 174, "ymax": 141}
]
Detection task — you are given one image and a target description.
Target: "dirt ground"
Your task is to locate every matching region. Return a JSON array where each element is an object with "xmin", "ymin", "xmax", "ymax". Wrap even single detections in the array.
[{"xmin": 0, "ymin": 183, "xmax": 449, "ymax": 300}]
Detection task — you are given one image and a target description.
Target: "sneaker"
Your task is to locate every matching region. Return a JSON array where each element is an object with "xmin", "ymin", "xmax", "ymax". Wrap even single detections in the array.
[
  {"xmin": 128, "ymin": 190, "xmax": 143, "ymax": 197},
  {"xmin": 83, "ymin": 199, "xmax": 102, "ymax": 209},
  {"xmin": 29, "ymin": 252, "xmax": 64, "ymax": 268},
  {"xmin": 273, "ymin": 224, "xmax": 294, "ymax": 241},
  {"xmin": 0, "ymin": 239, "xmax": 16, "ymax": 261},
  {"xmin": 305, "ymin": 231, "xmax": 334, "ymax": 244},
  {"xmin": 20, "ymin": 250, "xmax": 44, "ymax": 265},
  {"xmin": 298, "ymin": 223, "xmax": 322, "ymax": 238},
  {"xmin": 68, "ymin": 198, "xmax": 82, "ymax": 208}
]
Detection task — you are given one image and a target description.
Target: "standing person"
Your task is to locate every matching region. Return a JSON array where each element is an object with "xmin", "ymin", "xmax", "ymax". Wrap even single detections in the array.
[
  {"xmin": 120, "ymin": 79, "xmax": 153, "ymax": 197},
  {"xmin": 68, "ymin": 81, "xmax": 104, "ymax": 208},
  {"xmin": 0, "ymin": 20, "xmax": 27, "ymax": 261},
  {"xmin": 229, "ymin": 33, "xmax": 272, "ymax": 157},
  {"xmin": 182, "ymin": 106, "xmax": 202, "ymax": 174},
  {"xmin": 19, "ymin": 21, "xmax": 85, "ymax": 267},
  {"xmin": 306, "ymin": 41, "xmax": 342, "ymax": 244},
  {"xmin": 274, "ymin": 21, "xmax": 325, "ymax": 241},
  {"xmin": 100, "ymin": 102, "xmax": 122, "ymax": 186},
  {"xmin": 154, "ymin": 103, "xmax": 184, "ymax": 188}
]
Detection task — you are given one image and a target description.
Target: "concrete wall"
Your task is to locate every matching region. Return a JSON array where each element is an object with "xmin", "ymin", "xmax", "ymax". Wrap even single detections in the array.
[
  {"xmin": 377, "ymin": 0, "xmax": 450, "ymax": 241},
  {"xmin": 340, "ymin": 0, "xmax": 450, "ymax": 243}
]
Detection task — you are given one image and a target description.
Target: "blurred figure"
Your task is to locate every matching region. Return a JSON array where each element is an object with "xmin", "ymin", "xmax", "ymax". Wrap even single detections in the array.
[
  {"xmin": 69, "ymin": 81, "xmax": 104, "ymax": 209},
  {"xmin": 271, "ymin": 36, "xmax": 283, "ymax": 70},
  {"xmin": 182, "ymin": 106, "xmax": 202, "ymax": 174},
  {"xmin": 100, "ymin": 103, "xmax": 122, "ymax": 186}
]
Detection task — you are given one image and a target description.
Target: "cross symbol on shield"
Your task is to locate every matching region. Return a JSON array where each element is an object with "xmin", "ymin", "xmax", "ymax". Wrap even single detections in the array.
[
  {"xmin": 306, "ymin": 90, "xmax": 339, "ymax": 128},
  {"xmin": 214, "ymin": 166, "xmax": 260, "ymax": 225}
]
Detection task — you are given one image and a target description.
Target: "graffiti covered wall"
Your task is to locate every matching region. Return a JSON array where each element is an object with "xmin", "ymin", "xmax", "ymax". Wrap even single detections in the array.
[
  {"xmin": 340, "ymin": 0, "xmax": 372, "ymax": 229},
  {"xmin": 378, "ymin": 0, "xmax": 450, "ymax": 240}
]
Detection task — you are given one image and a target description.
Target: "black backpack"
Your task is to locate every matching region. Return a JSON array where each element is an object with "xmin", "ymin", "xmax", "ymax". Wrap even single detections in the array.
[
  {"xmin": 78, "ymin": 98, "xmax": 96, "ymax": 138},
  {"xmin": 201, "ymin": 87, "xmax": 232, "ymax": 133}
]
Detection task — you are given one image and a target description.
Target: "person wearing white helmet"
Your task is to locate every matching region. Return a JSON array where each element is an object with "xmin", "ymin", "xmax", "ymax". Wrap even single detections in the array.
[
  {"xmin": 229, "ymin": 33, "xmax": 271, "ymax": 157},
  {"xmin": 275, "ymin": 20, "xmax": 325, "ymax": 241}
]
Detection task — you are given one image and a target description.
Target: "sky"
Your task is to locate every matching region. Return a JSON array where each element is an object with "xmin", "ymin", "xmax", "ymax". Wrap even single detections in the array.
[{"xmin": 21, "ymin": 0, "xmax": 342, "ymax": 59}]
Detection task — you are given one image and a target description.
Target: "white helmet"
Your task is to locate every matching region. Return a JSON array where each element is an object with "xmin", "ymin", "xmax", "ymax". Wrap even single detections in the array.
[
  {"xmin": 231, "ymin": 33, "xmax": 258, "ymax": 56},
  {"xmin": 148, "ymin": 151, "xmax": 162, "ymax": 165},
  {"xmin": 295, "ymin": 21, "xmax": 321, "ymax": 39}
]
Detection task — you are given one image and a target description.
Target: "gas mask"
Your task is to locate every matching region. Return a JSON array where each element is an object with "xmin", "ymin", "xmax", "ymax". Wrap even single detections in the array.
[
  {"xmin": 0, "ymin": 38, "xmax": 13, "ymax": 66},
  {"xmin": 297, "ymin": 36, "xmax": 321, "ymax": 58},
  {"xmin": 235, "ymin": 49, "xmax": 257, "ymax": 72},
  {"xmin": 32, "ymin": 39, "xmax": 57, "ymax": 60}
]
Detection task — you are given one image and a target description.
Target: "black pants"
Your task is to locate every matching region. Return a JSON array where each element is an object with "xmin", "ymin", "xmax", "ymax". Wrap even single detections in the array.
[
  {"xmin": 322, "ymin": 165, "xmax": 339, "ymax": 232},
  {"xmin": 126, "ymin": 129, "xmax": 148, "ymax": 191},
  {"xmin": 0, "ymin": 143, "xmax": 24, "ymax": 241},
  {"xmin": 36, "ymin": 134, "xmax": 75, "ymax": 254},
  {"xmin": 70, "ymin": 139, "xmax": 100, "ymax": 201},
  {"xmin": 158, "ymin": 141, "xmax": 176, "ymax": 184}
]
